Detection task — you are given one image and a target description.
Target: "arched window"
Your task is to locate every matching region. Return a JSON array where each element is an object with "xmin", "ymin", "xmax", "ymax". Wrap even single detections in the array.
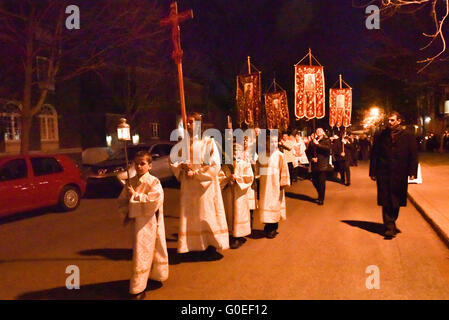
[
  {"xmin": 38, "ymin": 104, "xmax": 59, "ymax": 142},
  {"xmin": 0, "ymin": 102, "xmax": 21, "ymax": 142}
]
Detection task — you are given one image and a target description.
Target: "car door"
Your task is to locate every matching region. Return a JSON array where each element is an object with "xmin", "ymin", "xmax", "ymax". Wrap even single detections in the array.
[
  {"xmin": 0, "ymin": 158, "xmax": 35, "ymax": 216},
  {"xmin": 29, "ymin": 157, "xmax": 64, "ymax": 207}
]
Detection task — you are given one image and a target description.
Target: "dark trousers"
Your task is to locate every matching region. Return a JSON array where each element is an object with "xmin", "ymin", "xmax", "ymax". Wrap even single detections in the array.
[
  {"xmin": 382, "ymin": 206, "xmax": 400, "ymax": 230},
  {"xmin": 339, "ymin": 166, "xmax": 351, "ymax": 184},
  {"xmin": 311, "ymin": 171, "xmax": 326, "ymax": 201},
  {"xmin": 264, "ymin": 223, "xmax": 278, "ymax": 232},
  {"xmin": 288, "ymin": 162, "xmax": 297, "ymax": 183}
]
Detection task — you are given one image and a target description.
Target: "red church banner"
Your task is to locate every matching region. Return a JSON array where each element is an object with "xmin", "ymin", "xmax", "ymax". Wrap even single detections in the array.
[
  {"xmin": 265, "ymin": 90, "xmax": 289, "ymax": 131},
  {"xmin": 329, "ymin": 88, "xmax": 352, "ymax": 128},
  {"xmin": 236, "ymin": 72, "xmax": 261, "ymax": 126},
  {"xmin": 294, "ymin": 65, "xmax": 325, "ymax": 119}
]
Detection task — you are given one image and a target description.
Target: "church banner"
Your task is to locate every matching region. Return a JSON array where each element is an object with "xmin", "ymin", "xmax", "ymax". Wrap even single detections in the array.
[
  {"xmin": 236, "ymin": 72, "xmax": 261, "ymax": 126},
  {"xmin": 329, "ymin": 88, "xmax": 352, "ymax": 128},
  {"xmin": 294, "ymin": 65, "xmax": 325, "ymax": 119},
  {"xmin": 265, "ymin": 90, "xmax": 289, "ymax": 131}
]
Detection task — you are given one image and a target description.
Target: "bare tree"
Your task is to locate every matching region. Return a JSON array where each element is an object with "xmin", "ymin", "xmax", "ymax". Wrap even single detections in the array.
[
  {"xmin": 355, "ymin": 0, "xmax": 449, "ymax": 72},
  {"xmin": 0, "ymin": 0, "xmax": 167, "ymax": 153}
]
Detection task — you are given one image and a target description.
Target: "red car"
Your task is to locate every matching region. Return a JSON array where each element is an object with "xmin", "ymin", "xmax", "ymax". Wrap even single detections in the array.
[{"xmin": 0, "ymin": 154, "xmax": 86, "ymax": 217}]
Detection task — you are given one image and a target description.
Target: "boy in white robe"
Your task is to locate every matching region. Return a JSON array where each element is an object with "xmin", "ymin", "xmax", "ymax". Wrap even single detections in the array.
[
  {"xmin": 219, "ymin": 143, "xmax": 254, "ymax": 249},
  {"xmin": 118, "ymin": 151, "xmax": 169, "ymax": 299},
  {"xmin": 170, "ymin": 113, "xmax": 229, "ymax": 255},
  {"xmin": 256, "ymin": 133, "xmax": 290, "ymax": 239}
]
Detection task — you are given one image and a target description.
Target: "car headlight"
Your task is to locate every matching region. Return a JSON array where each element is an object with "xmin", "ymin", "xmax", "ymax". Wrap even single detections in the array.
[
  {"xmin": 97, "ymin": 168, "xmax": 108, "ymax": 176},
  {"xmin": 113, "ymin": 167, "xmax": 125, "ymax": 173}
]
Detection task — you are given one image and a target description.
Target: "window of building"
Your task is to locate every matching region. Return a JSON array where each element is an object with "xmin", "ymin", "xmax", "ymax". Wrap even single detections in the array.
[
  {"xmin": 30, "ymin": 157, "xmax": 63, "ymax": 176},
  {"xmin": 0, "ymin": 159, "xmax": 27, "ymax": 181},
  {"xmin": 0, "ymin": 102, "xmax": 21, "ymax": 142},
  {"xmin": 38, "ymin": 104, "xmax": 59, "ymax": 142},
  {"xmin": 150, "ymin": 122, "xmax": 160, "ymax": 138}
]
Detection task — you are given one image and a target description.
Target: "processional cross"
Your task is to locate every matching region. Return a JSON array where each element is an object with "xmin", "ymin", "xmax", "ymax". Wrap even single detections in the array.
[{"xmin": 160, "ymin": 2, "xmax": 193, "ymax": 129}]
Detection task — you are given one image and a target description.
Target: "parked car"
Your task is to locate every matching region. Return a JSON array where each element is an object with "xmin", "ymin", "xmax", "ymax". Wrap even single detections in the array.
[
  {"xmin": 84, "ymin": 141, "xmax": 175, "ymax": 186},
  {"xmin": 0, "ymin": 154, "xmax": 87, "ymax": 217}
]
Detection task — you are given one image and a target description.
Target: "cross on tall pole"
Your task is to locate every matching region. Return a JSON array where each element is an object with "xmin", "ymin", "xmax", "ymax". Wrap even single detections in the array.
[{"xmin": 160, "ymin": 2, "xmax": 193, "ymax": 130}]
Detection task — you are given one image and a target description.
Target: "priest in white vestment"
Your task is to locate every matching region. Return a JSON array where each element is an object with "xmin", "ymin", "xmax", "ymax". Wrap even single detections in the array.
[
  {"xmin": 219, "ymin": 143, "xmax": 254, "ymax": 249},
  {"xmin": 170, "ymin": 113, "xmax": 229, "ymax": 254},
  {"xmin": 255, "ymin": 132, "xmax": 290, "ymax": 238},
  {"xmin": 118, "ymin": 151, "xmax": 169, "ymax": 299}
]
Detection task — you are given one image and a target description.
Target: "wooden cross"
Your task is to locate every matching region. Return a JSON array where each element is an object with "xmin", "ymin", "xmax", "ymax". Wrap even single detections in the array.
[{"xmin": 160, "ymin": 2, "xmax": 193, "ymax": 129}]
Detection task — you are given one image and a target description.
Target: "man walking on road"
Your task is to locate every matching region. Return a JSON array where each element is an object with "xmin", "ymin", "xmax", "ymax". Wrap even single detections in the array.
[
  {"xmin": 306, "ymin": 128, "xmax": 331, "ymax": 206},
  {"xmin": 369, "ymin": 111, "xmax": 418, "ymax": 238}
]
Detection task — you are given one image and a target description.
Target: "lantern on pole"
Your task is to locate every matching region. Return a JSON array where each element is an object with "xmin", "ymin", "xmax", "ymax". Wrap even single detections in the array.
[{"xmin": 117, "ymin": 118, "xmax": 131, "ymax": 187}]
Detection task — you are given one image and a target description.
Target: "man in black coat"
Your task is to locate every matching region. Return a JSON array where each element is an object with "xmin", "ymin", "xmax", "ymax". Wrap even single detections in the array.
[
  {"xmin": 306, "ymin": 127, "xmax": 331, "ymax": 205},
  {"xmin": 369, "ymin": 111, "xmax": 418, "ymax": 238},
  {"xmin": 334, "ymin": 134, "xmax": 353, "ymax": 186}
]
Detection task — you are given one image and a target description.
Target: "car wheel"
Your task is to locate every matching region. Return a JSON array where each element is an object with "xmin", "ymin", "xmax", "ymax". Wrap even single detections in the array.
[{"xmin": 59, "ymin": 185, "xmax": 81, "ymax": 211}]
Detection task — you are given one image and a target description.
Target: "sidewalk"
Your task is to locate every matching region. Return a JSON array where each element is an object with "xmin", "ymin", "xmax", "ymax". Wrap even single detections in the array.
[{"xmin": 408, "ymin": 152, "xmax": 449, "ymax": 247}]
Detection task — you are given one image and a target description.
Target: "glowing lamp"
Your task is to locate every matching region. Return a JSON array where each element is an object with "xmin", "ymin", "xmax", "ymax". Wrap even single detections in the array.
[
  {"xmin": 106, "ymin": 135, "xmax": 112, "ymax": 147},
  {"xmin": 117, "ymin": 118, "xmax": 131, "ymax": 141}
]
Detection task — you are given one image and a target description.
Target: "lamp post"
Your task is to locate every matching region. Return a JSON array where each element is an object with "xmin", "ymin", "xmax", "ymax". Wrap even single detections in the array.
[{"xmin": 117, "ymin": 118, "xmax": 131, "ymax": 187}]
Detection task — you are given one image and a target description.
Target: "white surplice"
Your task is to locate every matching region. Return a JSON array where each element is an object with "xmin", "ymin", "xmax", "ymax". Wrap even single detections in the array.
[
  {"xmin": 243, "ymin": 149, "xmax": 258, "ymax": 210},
  {"xmin": 170, "ymin": 137, "xmax": 229, "ymax": 253},
  {"xmin": 255, "ymin": 149, "xmax": 290, "ymax": 226},
  {"xmin": 118, "ymin": 172, "xmax": 169, "ymax": 294},
  {"xmin": 219, "ymin": 160, "xmax": 254, "ymax": 237}
]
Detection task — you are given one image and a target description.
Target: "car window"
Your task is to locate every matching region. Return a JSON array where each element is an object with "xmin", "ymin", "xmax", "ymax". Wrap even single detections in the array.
[
  {"xmin": 30, "ymin": 157, "xmax": 63, "ymax": 176},
  {"xmin": 0, "ymin": 159, "xmax": 28, "ymax": 181}
]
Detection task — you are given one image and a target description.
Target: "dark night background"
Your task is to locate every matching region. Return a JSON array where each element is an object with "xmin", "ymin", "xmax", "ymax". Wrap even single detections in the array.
[
  {"xmin": 169, "ymin": 0, "xmax": 449, "ymax": 128},
  {"xmin": 2, "ymin": 0, "xmax": 449, "ymax": 152}
]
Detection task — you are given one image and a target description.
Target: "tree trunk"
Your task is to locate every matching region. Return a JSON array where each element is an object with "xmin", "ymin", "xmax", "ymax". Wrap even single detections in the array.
[{"xmin": 21, "ymin": 35, "xmax": 33, "ymax": 154}]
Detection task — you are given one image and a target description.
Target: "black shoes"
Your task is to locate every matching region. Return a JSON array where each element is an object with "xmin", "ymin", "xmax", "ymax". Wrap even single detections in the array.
[
  {"xmin": 266, "ymin": 230, "xmax": 277, "ymax": 239},
  {"xmin": 129, "ymin": 291, "xmax": 146, "ymax": 300},
  {"xmin": 384, "ymin": 225, "xmax": 401, "ymax": 238},
  {"xmin": 230, "ymin": 237, "xmax": 246, "ymax": 249}
]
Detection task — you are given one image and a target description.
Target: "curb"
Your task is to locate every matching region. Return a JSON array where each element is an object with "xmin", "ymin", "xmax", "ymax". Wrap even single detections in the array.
[{"xmin": 408, "ymin": 192, "xmax": 449, "ymax": 249}]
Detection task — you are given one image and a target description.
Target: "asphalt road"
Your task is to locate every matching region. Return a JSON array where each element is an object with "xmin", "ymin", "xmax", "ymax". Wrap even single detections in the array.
[{"xmin": 1, "ymin": 162, "xmax": 449, "ymax": 300}]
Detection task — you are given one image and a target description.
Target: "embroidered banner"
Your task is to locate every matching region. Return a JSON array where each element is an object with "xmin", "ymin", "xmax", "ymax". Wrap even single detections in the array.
[
  {"xmin": 236, "ymin": 72, "xmax": 261, "ymax": 126},
  {"xmin": 294, "ymin": 65, "xmax": 325, "ymax": 119},
  {"xmin": 265, "ymin": 90, "xmax": 289, "ymax": 130},
  {"xmin": 329, "ymin": 88, "xmax": 352, "ymax": 128}
]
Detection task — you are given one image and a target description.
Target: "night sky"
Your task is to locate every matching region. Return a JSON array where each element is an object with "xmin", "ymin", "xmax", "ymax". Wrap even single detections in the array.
[{"xmin": 157, "ymin": 0, "xmax": 446, "ymax": 126}]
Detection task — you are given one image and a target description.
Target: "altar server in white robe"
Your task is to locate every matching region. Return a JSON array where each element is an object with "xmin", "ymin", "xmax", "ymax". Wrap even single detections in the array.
[
  {"xmin": 219, "ymin": 142, "xmax": 254, "ymax": 249},
  {"xmin": 243, "ymin": 135, "xmax": 258, "ymax": 211},
  {"xmin": 170, "ymin": 112, "xmax": 229, "ymax": 254},
  {"xmin": 118, "ymin": 151, "xmax": 168, "ymax": 300},
  {"xmin": 255, "ymin": 132, "xmax": 290, "ymax": 239}
]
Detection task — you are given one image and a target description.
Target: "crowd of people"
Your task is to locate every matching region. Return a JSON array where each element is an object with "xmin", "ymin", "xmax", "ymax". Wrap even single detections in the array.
[{"xmin": 116, "ymin": 112, "xmax": 380, "ymax": 299}]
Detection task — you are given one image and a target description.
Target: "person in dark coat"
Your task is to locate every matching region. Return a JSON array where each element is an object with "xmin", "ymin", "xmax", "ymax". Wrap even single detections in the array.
[
  {"xmin": 334, "ymin": 133, "xmax": 353, "ymax": 186},
  {"xmin": 369, "ymin": 111, "xmax": 418, "ymax": 238},
  {"xmin": 306, "ymin": 127, "xmax": 331, "ymax": 205}
]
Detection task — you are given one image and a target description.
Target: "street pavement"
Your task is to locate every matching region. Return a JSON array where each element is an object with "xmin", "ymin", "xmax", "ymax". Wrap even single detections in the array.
[
  {"xmin": 408, "ymin": 153, "xmax": 449, "ymax": 247},
  {"xmin": 1, "ymin": 161, "xmax": 449, "ymax": 300}
]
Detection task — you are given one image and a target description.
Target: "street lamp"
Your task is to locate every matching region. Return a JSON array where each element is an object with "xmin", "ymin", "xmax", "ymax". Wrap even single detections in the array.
[
  {"xmin": 370, "ymin": 107, "xmax": 380, "ymax": 118},
  {"xmin": 117, "ymin": 118, "xmax": 131, "ymax": 187}
]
